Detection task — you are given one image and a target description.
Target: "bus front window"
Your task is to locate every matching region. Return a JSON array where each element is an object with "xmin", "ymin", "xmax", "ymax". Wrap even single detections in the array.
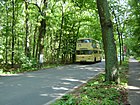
[{"xmin": 78, "ymin": 39, "xmax": 92, "ymax": 43}]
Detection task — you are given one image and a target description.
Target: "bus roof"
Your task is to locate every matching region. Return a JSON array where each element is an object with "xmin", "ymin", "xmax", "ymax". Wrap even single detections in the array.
[
  {"xmin": 77, "ymin": 38, "xmax": 93, "ymax": 40},
  {"xmin": 77, "ymin": 38, "xmax": 99, "ymax": 42}
]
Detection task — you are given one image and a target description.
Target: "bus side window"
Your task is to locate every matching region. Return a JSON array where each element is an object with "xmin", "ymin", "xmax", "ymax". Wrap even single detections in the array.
[
  {"xmin": 93, "ymin": 50, "xmax": 98, "ymax": 54},
  {"xmin": 76, "ymin": 51, "xmax": 80, "ymax": 54},
  {"xmin": 89, "ymin": 50, "xmax": 93, "ymax": 54},
  {"xmin": 92, "ymin": 44, "xmax": 96, "ymax": 48}
]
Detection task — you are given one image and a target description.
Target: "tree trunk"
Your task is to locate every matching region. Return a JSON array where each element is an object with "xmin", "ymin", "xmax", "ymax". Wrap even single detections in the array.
[
  {"xmin": 37, "ymin": 0, "xmax": 47, "ymax": 62},
  {"xmin": 57, "ymin": 3, "xmax": 64, "ymax": 61},
  {"xmin": 32, "ymin": 15, "xmax": 39, "ymax": 58},
  {"xmin": 11, "ymin": 0, "xmax": 15, "ymax": 68},
  {"xmin": 5, "ymin": 4, "xmax": 8, "ymax": 64},
  {"xmin": 121, "ymin": 33, "xmax": 124, "ymax": 61},
  {"xmin": 112, "ymin": 8, "xmax": 122, "ymax": 65},
  {"xmin": 25, "ymin": 0, "xmax": 30, "ymax": 57},
  {"xmin": 72, "ymin": 21, "xmax": 81, "ymax": 63},
  {"xmin": 96, "ymin": 0, "xmax": 119, "ymax": 83},
  {"xmin": 37, "ymin": 18, "xmax": 46, "ymax": 61},
  {"xmin": 33, "ymin": 25, "xmax": 38, "ymax": 58}
]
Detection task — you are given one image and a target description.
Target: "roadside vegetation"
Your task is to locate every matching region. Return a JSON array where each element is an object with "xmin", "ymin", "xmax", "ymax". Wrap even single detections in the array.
[
  {"xmin": 0, "ymin": 63, "xmax": 61, "ymax": 74},
  {"xmin": 135, "ymin": 57, "xmax": 140, "ymax": 62},
  {"xmin": 52, "ymin": 59, "xmax": 129, "ymax": 105}
]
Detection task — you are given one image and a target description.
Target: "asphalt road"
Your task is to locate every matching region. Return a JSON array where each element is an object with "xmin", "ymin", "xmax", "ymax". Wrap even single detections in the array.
[
  {"xmin": 128, "ymin": 58, "xmax": 140, "ymax": 105},
  {"xmin": 0, "ymin": 61, "xmax": 105, "ymax": 105}
]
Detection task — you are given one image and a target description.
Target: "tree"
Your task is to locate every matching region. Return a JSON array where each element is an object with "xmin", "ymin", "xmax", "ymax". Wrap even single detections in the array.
[
  {"xmin": 96, "ymin": 0, "xmax": 119, "ymax": 83},
  {"xmin": 24, "ymin": 0, "xmax": 30, "ymax": 57},
  {"xmin": 127, "ymin": 0, "xmax": 140, "ymax": 57},
  {"xmin": 110, "ymin": 0, "xmax": 128, "ymax": 64},
  {"xmin": 11, "ymin": 0, "xmax": 15, "ymax": 67}
]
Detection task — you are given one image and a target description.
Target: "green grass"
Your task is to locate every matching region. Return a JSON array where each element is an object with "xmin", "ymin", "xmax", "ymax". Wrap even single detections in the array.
[{"xmin": 52, "ymin": 60, "xmax": 129, "ymax": 105}]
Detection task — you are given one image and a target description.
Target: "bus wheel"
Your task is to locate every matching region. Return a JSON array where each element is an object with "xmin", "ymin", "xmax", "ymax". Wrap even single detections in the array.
[{"xmin": 94, "ymin": 58, "xmax": 96, "ymax": 63}]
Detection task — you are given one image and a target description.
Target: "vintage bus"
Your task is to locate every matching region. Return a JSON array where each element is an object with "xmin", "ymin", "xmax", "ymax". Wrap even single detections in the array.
[{"xmin": 76, "ymin": 38, "xmax": 102, "ymax": 63}]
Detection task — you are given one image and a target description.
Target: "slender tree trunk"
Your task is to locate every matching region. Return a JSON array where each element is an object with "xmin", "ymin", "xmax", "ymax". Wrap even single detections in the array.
[
  {"xmin": 120, "ymin": 25, "xmax": 125, "ymax": 61},
  {"xmin": 25, "ymin": 0, "xmax": 30, "ymax": 57},
  {"xmin": 16, "ymin": 2, "xmax": 20, "ymax": 64},
  {"xmin": 33, "ymin": 16, "xmax": 39, "ymax": 58},
  {"xmin": 33, "ymin": 25, "xmax": 38, "ymax": 58},
  {"xmin": 5, "ymin": 5, "xmax": 8, "ymax": 64},
  {"xmin": 116, "ymin": 24, "xmax": 122, "ymax": 65},
  {"xmin": 57, "ymin": 3, "xmax": 64, "ymax": 61},
  {"xmin": 96, "ymin": 0, "xmax": 119, "ymax": 83},
  {"xmin": 112, "ymin": 8, "xmax": 122, "ymax": 65},
  {"xmin": 11, "ymin": 0, "xmax": 15, "ymax": 67},
  {"xmin": 69, "ymin": 24, "xmax": 76, "ymax": 63},
  {"xmin": 121, "ymin": 33, "xmax": 124, "ymax": 61},
  {"xmin": 50, "ymin": 30, "xmax": 53, "ymax": 63},
  {"xmin": 72, "ymin": 21, "xmax": 80, "ymax": 63}
]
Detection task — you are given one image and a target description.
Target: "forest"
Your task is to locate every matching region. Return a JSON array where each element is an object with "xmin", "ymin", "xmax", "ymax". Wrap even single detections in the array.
[{"xmin": 0, "ymin": 0, "xmax": 139, "ymax": 75}]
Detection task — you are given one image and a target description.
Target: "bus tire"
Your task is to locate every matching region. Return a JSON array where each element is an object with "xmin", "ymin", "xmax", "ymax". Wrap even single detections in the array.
[{"xmin": 94, "ymin": 58, "xmax": 96, "ymax": 63}]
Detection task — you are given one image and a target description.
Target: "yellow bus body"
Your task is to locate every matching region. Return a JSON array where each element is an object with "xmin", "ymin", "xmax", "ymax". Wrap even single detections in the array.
[{"xmin": 76, "ymin": 38, "xmax": 102, "ymax": 63}]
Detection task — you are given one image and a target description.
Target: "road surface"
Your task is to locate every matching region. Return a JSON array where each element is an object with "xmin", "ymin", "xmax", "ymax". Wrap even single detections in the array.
[
  {"xmin": 128, "ymin": 58, "xmax": 140, "ymax": 105},
  {"xmin": 0, "ymin": 61, "xmax": 105, "ymax": 105}
]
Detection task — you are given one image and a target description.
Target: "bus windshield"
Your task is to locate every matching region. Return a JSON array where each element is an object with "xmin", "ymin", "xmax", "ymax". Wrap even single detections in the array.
[{"xmin": 77, "ymin": 39, "xmax": 92, "ymax": 43}]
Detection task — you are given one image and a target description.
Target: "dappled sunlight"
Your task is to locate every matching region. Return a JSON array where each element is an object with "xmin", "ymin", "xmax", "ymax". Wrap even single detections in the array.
[
  {"xmin": 138, "ymin": 78, "xmax": 140, "ymax": 81},
  {"xmin": 136, "ymin": 91, "xmax": 140, "ymax": 94},
  {"xmin": 86, "ymin": 67, "xmax": 95, "ymax": 70},
  {"xmin": 0, "ymin": 73, "xmax": 23, "ymax": 77},
  {"xmin": 40, "ymin": 93, "xmax": 49, "ymax": 97},
  {"xmin": 61, "ymin": 82, "xmax": 71, "ymax": 85},
  {"xmin": 50, "ymin": 93, "xmax": 65, "ymax": 98},
  {"xmin": 129, "ymin": 58, "xmax": 139, "ymax": 63},
  {"xmin": 92, "ymin": 69, "xmax": 100, "ymax": 71},
  {"xmin": 40, "ymin": 90, "xmax": 66, "ymax": 99},
  {"xmin": 26, "ymin": 75, "xmax": 36, "ymax": 78},
  {"xmin": 62, "ymin": 78, "xmax": 80, "ymax": 82},
  {"xmin": 52, "ymin": 86, "xmax": 69, "ymax": 91},
  {"xmin": 61, "ymin": 78, "xmax": 86, "ymax": 83},
  {"xmin": 69, "ymin": 63, "xmax": 105, "ymax": 72},
  {"xmin": 128, "ymin": 86, "xmax": 140, "ymax": 90}
]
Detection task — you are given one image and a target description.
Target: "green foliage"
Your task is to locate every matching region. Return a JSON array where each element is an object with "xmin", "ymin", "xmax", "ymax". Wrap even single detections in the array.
[
  {"xmin": 21, "ymin": 57, "xmax": 37, "ymax": 70},
  {"xmin": 127, "ymin": 0, "xmax": 140, "ymax": 57},
  {"xmin": 14, "ymin": 52, "xmax": 37, "ymax": 70},
  {"xmin": 0, "ymin": 0, "xmax": 102, "ymax": 71}
]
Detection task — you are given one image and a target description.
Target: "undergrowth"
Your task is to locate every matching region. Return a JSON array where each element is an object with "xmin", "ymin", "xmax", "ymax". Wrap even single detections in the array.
[{"xmin": 0, "ymin": 63, "xmax": 61, "ymax": 74}]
